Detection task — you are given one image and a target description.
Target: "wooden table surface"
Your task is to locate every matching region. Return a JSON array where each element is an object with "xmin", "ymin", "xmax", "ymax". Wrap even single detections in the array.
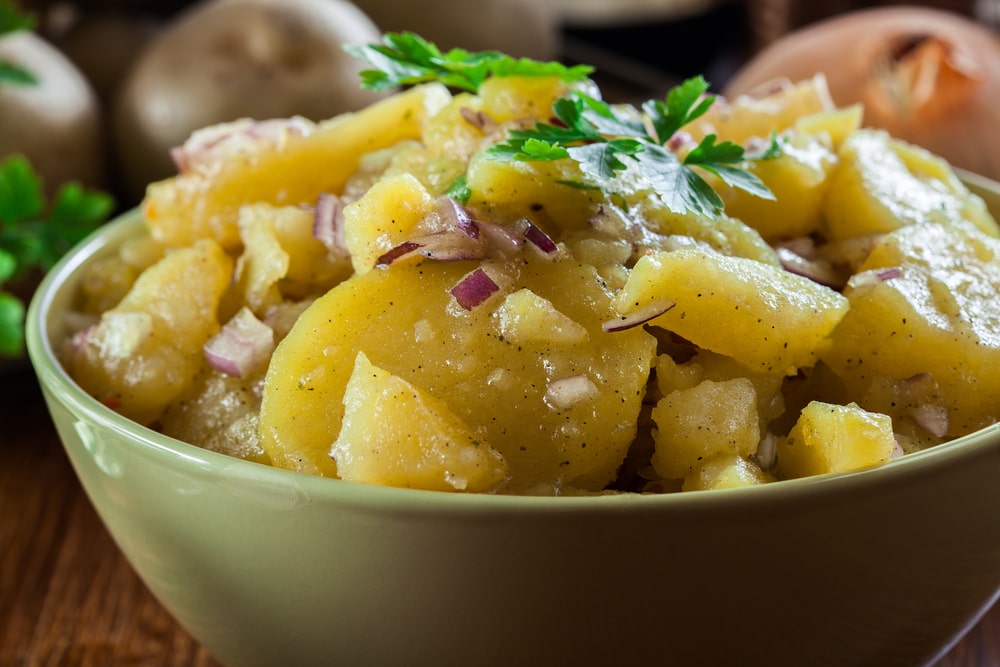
[{"xmin": 1, "ymin": 364, "xmax": 998, "ymax": 667}]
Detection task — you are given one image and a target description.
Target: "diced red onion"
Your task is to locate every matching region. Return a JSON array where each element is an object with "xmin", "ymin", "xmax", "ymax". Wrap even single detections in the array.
[
  {"xmin": 602, "ymin": 300, "xmax": 676, "ymax": 333},
  {"xmin": 376, "ymin": 241, "xmax": 423, "ymax": 266},
  {"xmin": 450, "ymin": 268, "xmax": 500, "ymax": 310},
  {"xmin": 877, "ymin": 267, "xmax": 903, "ymax": 281},
  {"xmin": 417, "ymin": 231, "xmax": 487, "ymax": 262},
  {"xmin": 545, "ymin": 374, "xmax": 598, "ymax": 410},
  {"xmin": 522, "ymin": 220, "xmax": 559, "ymax": 257},
  {"xmin": 776, "ymin": 247, "xmax": 844, "ymax": 289},
  {"xmin": 171, "ymin": 117, "xmax": 313, "ymax": 175},
  {"xmin": 909, "ymin": 403, "xmax": 949, "ymax": 438},
  {"xmin": 476, "ymin": 220, "xmax": 526, "ymax": 256},
  {"xmin": 434, "ymin": 196, "xmax": 480, "ymax": 239},
  {"xmin": 313, "ymin": 193, "xmax": 347, "ymax": 254},
  {"xmin": 204, "ymin": 307, "xmax": 275, "ymax": 378},
  {"xmin": 850, "ymin": 266, "xmax": 904, "ymax": 289}
]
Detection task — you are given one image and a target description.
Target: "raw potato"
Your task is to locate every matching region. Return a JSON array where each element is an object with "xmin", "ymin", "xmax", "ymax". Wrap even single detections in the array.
[
  {"xmin": 0, "ymin": 32, "xmax": 105, "ymax": 192},
  {"xmin": 113, "ymin": 0, "xmax": 385, "ymax": 200}
]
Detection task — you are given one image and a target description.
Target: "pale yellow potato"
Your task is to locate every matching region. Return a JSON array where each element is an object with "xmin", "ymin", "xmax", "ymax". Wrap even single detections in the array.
[
  {"xmin": 66, "ymin": 239, "xmax": 233, "ymax": 425},
  {"xmin": 776, "ymin": 401, "xmax": 897, "ymax": 479},
  {"xmin": 332, "ymin": 352, "xmax": 508, "ymax": 492}
]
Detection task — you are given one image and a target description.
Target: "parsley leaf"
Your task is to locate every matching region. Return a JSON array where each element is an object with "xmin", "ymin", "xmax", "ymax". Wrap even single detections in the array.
[
  {"xmin": 0, "ymin": 0, "xmax": 36, "ymax": 87},
  {"xmin": 0, "ymin": 155, "xmax": 114, "ymax": 357},
  {"xmin": 488, "ymin": 80, "xmax": 780, "ymax": 217},
  {"xmin": 346, "ymin": 33, "xmax": 781, "ymax": 218},
  {"xmin": 345, "ymin": 31, "xmax": 593, "ymax": 93}
]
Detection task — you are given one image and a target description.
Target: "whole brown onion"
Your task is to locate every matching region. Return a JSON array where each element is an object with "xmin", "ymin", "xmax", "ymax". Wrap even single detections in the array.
[{"xmin": 725, "ymin": 7, "xmax": 1000, "ymax": 181}]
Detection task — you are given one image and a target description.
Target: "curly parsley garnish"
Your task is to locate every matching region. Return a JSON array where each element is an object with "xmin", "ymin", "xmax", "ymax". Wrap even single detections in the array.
[
  {"xmin": 347, "ymin": 33, "xmax": 780, "ymax": 218},
  {"xmin": 0, "ymin": 0, "xmax": 36, "ymax": 87},
  {"xmin": 0, "ymin": 156, "xmax": 114, "ymax": 356}
]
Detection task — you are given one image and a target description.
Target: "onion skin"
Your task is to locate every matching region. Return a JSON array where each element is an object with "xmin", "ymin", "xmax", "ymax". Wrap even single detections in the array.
[{"xmin": 724, "ymin": 7, "xmax": 1000, "ymax": 181}]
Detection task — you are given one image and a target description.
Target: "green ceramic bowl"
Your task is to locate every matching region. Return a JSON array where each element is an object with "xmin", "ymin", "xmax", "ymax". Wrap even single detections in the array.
[{"xmin": 26, "ymin": 178, "xmax": 1000, "ymax": 667}]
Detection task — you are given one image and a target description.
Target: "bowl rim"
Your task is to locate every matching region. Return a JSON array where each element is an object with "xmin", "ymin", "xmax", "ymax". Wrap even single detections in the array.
[{"xmin": 26, "ymin": 204, "xmax": 1000, "ymax": 513}]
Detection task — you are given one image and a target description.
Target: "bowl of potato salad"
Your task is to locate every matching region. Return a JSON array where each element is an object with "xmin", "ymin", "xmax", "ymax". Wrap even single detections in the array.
[{"xmin": 26, "ymin": 34, "xmax": 1000, "ymax": 667}]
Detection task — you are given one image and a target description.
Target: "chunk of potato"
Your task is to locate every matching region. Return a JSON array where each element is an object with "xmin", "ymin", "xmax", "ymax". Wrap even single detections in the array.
[
  {"xmin": 690, "ymin": 74, "xmax": 835, "ymax": 144},
  {"xmin": 614, "ymin": 247, "xmax": 849, "ymax": 375},
  {"xmin": 260, "ymin": 251, "xmax": 656, "ymax": 491},
  {"xmin": 719, "ymin": 131, "xmax": 837, "ymax": 241},
  {"xmin": 143, "ymin": 83, "xmax": 452, "ymax": 249},
  {"xmin": 65, "ymin": 239, "xmax": 233, "ymax": 424},
  {"xmin": 776, "ymin": 401, "xmax": 896, "ymax": 479},
  {"xmin": 651, "ymin": 377, "xmax": 761, "ymax": 479},
  {"xmin": 343, "ymin": 172, "xmax": 437, "ymax": 274},
  {"xmin": 822, "ymin": 221, "xmax": 1000, "ymax": 436},
  {"xmin": 683, "ymin": 454, "xmax": 773, "ymax": 491},
  {"xmin": 821, "ymin": 129, "xmax": 999, "ymax": 242},
  {"xmin": 331, "ymin": 352, "xmax": 508, "ymax": 492}
]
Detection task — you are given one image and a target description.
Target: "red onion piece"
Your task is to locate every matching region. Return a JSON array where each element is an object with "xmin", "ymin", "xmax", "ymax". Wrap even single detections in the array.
[
  {"xmin": 602, "ymin": 300, "xmax": 676, "ymax": 333},
  {"xmin": 171, "ymin": 117, "xmax": 312, "ymax": 175},
  {"xmin": 776, "ymin": 247, "xmax": 845, "ymax": 289},
  {"xmin": 522, "ymin": 220, "xmax": 559, "ymax": 257},
  {"xmin": 877, "ymin": 267, "xmax": 903, "ymax": 281},
  {"xmin": 313, "ymin": 193, "xmax": 347, "ymax": 254},
  {"xmin": 850, "ymin": 265, "xmax": 904, "ymax": 289},
  {"xmin": 434, "ymin": 196, "xmax": 480, "ymax": 239},
  {"xmin": 450, "ymin": 268, "xmax": 500, "ymax": 310},
  {"xmin": 376, "ymin": 241, "xmax": 424, "ymax": 267},
  {"xmin": 204, "ymin": 307, "xmax": 275, "ymax": 378},
  {"xmin": 545, "ymin": 374, "xmax": 598, "ymax": 410},
  {"xmin": 909, "ymin": 403, "xmax": 949, "ymax": 438},
  {"xmin": 476, "ymin": 220, "xmax": 526, "ymax": 256},
  {"xmin": 417, "ymin": 231, "xmax": 487, "ymax": 262}
]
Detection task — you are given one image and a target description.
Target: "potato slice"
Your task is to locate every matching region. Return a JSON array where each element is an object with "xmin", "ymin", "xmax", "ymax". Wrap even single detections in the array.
[
  {"xmin": 143, "ymin": 83, "xmax": 451, "ymax": 249},
  {"xmin": 822, "ymin": 220, "xmax": 1000, "ymax": 437},
  {"xmin": 614, "ymin": 247, "xmax": 849, "ymax": 376},
  {"xmin": 65, "ymin": 239, "xmax": 233, "ymax": 424},
  {"xmin": 822, "ymin": 129, "xmax": 999, "ymax": 242},
  {"xmin": 331, "ymin": 352, "xmax": 507, "ymax": 492},
  {"xmin": 260, "ymin": 251, "xmax": 656, "ymax": 491}
]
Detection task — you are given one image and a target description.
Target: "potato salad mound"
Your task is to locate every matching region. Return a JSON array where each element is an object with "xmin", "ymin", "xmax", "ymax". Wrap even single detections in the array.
[{"xmin": 62, "ymin": 34, "xmax": 1000, "ymax": 495}]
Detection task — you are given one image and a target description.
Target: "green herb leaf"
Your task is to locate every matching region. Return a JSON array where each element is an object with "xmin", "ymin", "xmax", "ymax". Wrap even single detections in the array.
[
  {"xmin": 0, "ymin": 0, "xmax": 33, "ymax": 35},
  {"xmin": 0, "ymin": 154, "xmax": 113, "ymax": 357},
  {"xmin": 643, "ymin": 75, "xmax": 714, "ymax": 143},
  {"xmin": 0, "ymin": 0, "xmax": 36, "ymax": 87},
  {"xmin": 345, "ymin": 31, "xmax": 592, "ymax": 93},
  {"xmin": 0, "ymin": 59, "xmax": 36, "ymax": 86},
  {"xmin": 487, "ymin": 76, "xmax": 781, "ymax": 216},
  {"xmin": 0, "ymin": 290, "xmax": 25, "ymax": 357},
  {"xmin": 445, "ymin": 174, "xmax": 472, "ymax": 205},
  {"xmin": 0, "ymin": 154, "xmax": 44, "ymax": 226}
]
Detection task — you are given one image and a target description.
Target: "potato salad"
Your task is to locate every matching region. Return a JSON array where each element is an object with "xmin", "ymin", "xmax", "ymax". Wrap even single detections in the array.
[{"xmin": 62, "ymin": 34, "xmax": 1000, "ymax": 495}]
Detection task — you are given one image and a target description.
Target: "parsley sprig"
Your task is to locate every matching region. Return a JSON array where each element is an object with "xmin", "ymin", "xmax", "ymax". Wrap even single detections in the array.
[
  {"xmin": 0, "ymin": 0, "xmax": 36, "ymax": 87},
  {"xmin": 345, "ymin": 31, "xmax": 593, "ymax": 93},
  {"xmin": 489, "ymin": 77, "xmax": 780, "ymax": 216},
  {"xmin": 0, "ymin": 156, "xmax": 114, "ymax": 356},
  {"xmin": 347, "ymin": 32, "xmax": 780, "ymax": 218}
]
